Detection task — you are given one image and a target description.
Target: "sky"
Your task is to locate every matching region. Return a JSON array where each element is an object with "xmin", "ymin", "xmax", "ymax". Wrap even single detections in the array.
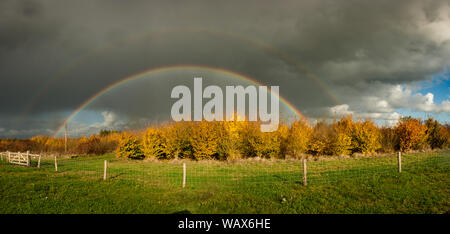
[{"xmin": 0, "ymin": 0, "xmax": 449, "ymax": 138}]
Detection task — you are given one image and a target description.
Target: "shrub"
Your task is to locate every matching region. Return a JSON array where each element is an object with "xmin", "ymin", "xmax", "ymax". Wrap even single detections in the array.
[
  {"xmin": 351, "ymin": 120, "xmax": 381, "ymax": 154},
  {"xmin": 308, "ymin": 121, "xmax": 329, "ymax": 156},
  {"xmin": 71, "ymin": 135, "xmax": 107, "ymax": 155},
  {"xmin": 116, "ymin": 135, "xmax": 144, "ymax": 159},
  {"xmin": 425, "ymin": 118, "xmax": 448, "ymax": 149},
  {"xmin": 239, "ymin": 121, "xmax": 282, "ymax": 158},
  {"xmin": 379, "ymin": 126, "xmax": 398, "ymax": 153},
  {"xmin": 327, "ymin": 116, "xmax": 354, "ymax": 155},
  {"xmin": 190, "ymin": 121, "xmax": 222, "ymax": 160},
  {"xmin": 395, "ymin": 117, "xmax": 427, "ymax": 152},
  {"xmin": 165, "ymin": 122, "xmax": 193, "ymax": 159},
  {"xmin": 142, "ymin": 127, "xmax": 168, "ymax": 159},
  {"xmin": 287, "ymin": 119, "xmax": 312, "ymax": 157}
]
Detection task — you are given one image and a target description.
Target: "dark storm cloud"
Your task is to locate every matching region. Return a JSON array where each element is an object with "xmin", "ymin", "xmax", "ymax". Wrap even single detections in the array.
[{"xmin": 0, "ymin": 0, "xmax": 449, "ymax": 137}]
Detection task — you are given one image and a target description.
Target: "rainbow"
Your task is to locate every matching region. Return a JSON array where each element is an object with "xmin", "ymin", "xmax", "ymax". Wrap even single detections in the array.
[
  {"xmin": 22, "ymin": 28, "xmax": 339, "ymax": 126},
  {"xmin": 53, "ymin": 65, "xmax": 305, "ymax": 137}
]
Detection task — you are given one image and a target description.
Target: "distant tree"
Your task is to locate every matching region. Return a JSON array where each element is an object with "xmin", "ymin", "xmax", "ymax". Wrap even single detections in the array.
[{"xmin": 99, "ymin": 129, "xmax": 119, "ymax": 137}]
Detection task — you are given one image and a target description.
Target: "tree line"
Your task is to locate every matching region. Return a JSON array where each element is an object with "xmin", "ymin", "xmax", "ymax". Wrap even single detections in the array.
[{"xmin": 0, "ymin": 116, "xmax": 448, "ymax": 160}]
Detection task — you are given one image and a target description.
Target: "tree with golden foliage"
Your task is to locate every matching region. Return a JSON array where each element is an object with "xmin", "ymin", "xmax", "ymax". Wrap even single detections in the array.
[
  {"xmin": 142, "ymin": 127, "xmax": 168, "ymax": 159},
  {"xmin": 190, "ymin": 121, "xmax": 223, "ymax": 160},
  {"xmin": 351, "ymin": 120, "xmax": 381, "ymax": 154},
  {"xmin": 116, "ymin": 134, "xmax": 144, "ymax": 159},
  {"xmin": 287, "ymin": 119, "xmax": 312, "ymax": 157},
  {"xmin": 395, "ymin": 117, "xmax": 427, "ymax": 152},
  {"xmin": 164, "ymin": 121, "xmax": 194, "ymax": 159},
  {"xmin": 327, "ymin": 116, "xmax": 354, "ymax": 155},
  {"xmin": 307, "ymin": 121, "xmax": 329, "ymax": 156},
  {"xmin": 425, "ymin": 118, "xmax": 448, "ymax": 149},
  {"xmin": 239, "ymin": 121, "xmax": 283, "ymax": 158}
]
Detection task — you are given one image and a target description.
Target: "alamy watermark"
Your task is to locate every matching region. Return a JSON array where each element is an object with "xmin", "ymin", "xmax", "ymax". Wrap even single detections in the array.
[{"xmin": 171, "ymin": 77, "xmax": 279, "ymax": 132}]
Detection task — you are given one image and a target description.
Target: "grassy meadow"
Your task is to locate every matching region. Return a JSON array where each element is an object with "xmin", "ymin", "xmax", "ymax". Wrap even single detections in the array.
[{"xmin": 0, "ymin": 150, "xmax": 449, "ymax": 214}]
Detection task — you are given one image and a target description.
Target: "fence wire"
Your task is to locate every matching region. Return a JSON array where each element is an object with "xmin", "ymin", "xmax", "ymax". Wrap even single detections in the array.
[{"xmin": 1, "ymin": 151, "xmax": 449, "ymax": 194}]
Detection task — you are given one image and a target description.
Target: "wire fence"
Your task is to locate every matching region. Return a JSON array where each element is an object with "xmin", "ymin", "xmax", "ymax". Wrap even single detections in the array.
[{"xmin": 1, "ymin": 150, "xmax": 449, "ymax": 190}]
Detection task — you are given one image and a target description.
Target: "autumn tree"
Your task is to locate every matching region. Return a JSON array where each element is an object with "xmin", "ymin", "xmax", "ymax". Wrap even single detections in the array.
[
  {"xmin": 425, "ymin": 118, "xmax": 448, "ymax": 149},
  {"xmin": 287, "ymin": 119, "xmax": 312, "ymax": 157},
  {"xmin": 395, "ymin": 117, "xmax": 427, "ymax": 152},
  {"xmin": 116, "ymin": 135, "xmax": 144, "ymax": 159}
]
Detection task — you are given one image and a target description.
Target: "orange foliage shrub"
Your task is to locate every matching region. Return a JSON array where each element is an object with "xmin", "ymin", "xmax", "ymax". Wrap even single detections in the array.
[
  {"xmin": 71, "ymin": 135, "xmax": 107, "ymax": 155},
  {"xmin": 395, "ymin": 117, "xmax": 427, "ymax": 152}
]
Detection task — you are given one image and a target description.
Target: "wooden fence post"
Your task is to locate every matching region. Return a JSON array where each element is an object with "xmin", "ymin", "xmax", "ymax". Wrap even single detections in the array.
[
  {"xmin": 26, "ymin": 151, "xmax": 30, "ymax": 167},
  {"xmin": 398, "ymin": 152, "xmax": 402, "ymax": 173},
  {"xmin": 54, "ymin": 156, "xmax": 58, "ymax": 172},
  {"xmin": 37, "ymin": 155, "xmax": 41, "ymax": 168},
  {"xmin": 182, "ymin": 163, "xmax": 186, "ymax": 188},
  {"xmin": 303, "ymin": 158, "xmax": 307, "ymax": 186},
  {"xmin": 7, "ymin": 151, "xmax": 10, "ymax": 163},
  {"xmin": 103, "ymin": 160, "xmax": 107, "ymax": 180}
]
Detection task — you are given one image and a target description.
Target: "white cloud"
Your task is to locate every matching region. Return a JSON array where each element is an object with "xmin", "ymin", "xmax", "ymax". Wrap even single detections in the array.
[
  {"xmin": 386, "ymin": 85, "xmax": 450, "ymax": 113},
  {"xmin": 65, "ymin": 111, "xmax": 127, "ymax": 137}
]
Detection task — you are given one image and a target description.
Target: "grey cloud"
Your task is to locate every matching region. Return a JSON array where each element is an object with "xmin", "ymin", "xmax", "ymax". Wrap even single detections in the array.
[{"xmin": 0, "ymin": 0, "xmax": 449, "ymax": 138}]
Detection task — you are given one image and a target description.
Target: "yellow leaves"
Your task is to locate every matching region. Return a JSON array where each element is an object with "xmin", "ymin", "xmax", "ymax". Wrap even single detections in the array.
[
  {"xmin": 190, "ymin": 121, "xmax": 223, "ymax": 160},
  {"xmin": 116, "ymin": 134, "xmax": 144, "ymax": 159},
  {"xmin": 9, "ymin": 116, "xmax": 448, "ymax": 159},
  {"xmin": 395, "ymin": 117, "xmax": 427, "ymax": 152},
  {"xmin": 142, "ymin": 127, "xmax": 168, "ymax": 159},
  {"xmin": 287, "ymin": 119, "xmax": 312, "ymax": 156},
  {"xmin": 351, "ymin": 120, "xmax": 381, "ymax": 154}
]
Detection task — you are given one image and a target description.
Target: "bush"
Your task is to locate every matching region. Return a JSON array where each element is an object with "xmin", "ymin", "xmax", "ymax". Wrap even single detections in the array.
[
  {"xmin": 190, "ymin": 121, "xmax": 222, "ymax": 160},
  {"xmin": 116, "ymin": 135, "xmax": 144, "ymax": 159},
  {"xmin": 379, "ymin": 126, "xmax": 398, "ymax": 153},
  {"xmin": 287, "ymin": 119, "xmax": 312, "ymax": 157},
  {"xmin": 239, "ymin": 121, "xmax": 283, "ymax": 158},
  {"xmin": 425, "ymin": 118, "xmax": 448, "ymax": 149},
  {"xmin": 307, "ymin": 121, "xmax": 329, "ymax": 156},
  {"xmin": 327, "ymin": 116, "xmax": 353, "ymax": 155},
  {"xmin": 165, "ymin": 122, "xmax": 193, "ymax": 159},
  {"xmin": 71, "ymin": 135, "xmax": 107, "ymax": 155},
  {"xmin": 142, "ymin": 127, "xmax": 168, "ymax": 159},
  {"xmin": 395, "ymin": 117, "xmax": 427, "ymax": 152},
  {"xmin": 351, "ymin": 120, "xmax": 381, "ymax": 154}
]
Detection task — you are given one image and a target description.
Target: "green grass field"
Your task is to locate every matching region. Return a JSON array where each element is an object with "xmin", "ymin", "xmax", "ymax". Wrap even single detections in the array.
[{"xmin": 0, "ymin": 150, "xmax": 449, "ymax": 214}]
